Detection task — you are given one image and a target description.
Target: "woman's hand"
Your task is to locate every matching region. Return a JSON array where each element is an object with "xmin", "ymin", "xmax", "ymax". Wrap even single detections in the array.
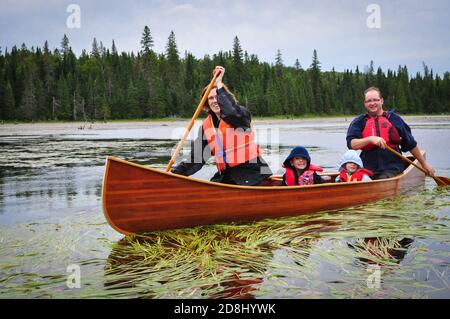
[{"xmin": 213, "ymin": 66, "xmax": 225, "ymax": 89}]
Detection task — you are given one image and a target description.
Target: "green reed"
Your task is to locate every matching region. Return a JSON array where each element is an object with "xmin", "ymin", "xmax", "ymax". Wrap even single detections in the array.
[{"xmin": 0, "ymin": 186, "xmax": 449, "ymax": 298}]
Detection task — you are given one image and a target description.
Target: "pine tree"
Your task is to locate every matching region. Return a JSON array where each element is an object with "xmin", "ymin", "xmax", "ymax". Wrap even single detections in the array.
[
  {"xmin": 141, "ymin": 26, "xmax": 154, "ymax": 55},
  {"xmin": 395, "ymin": 79, "xmax": 408, "ymax": 113},
  {"xmin": 275, "ymin": 49, "xmax": 283, "ymax": 77},
  {"xmin": 91, "ymin": 38, "xmax": 100, "ymax": 58},
  {"xmin": 127, "ymin": 82, "xmax": 142, "ymax": 118},
  {"xmin": 294, "ymin": 59, "xmax": 302, "ymax": 71},
  {"xmin": 309, "ymin": 49, "xmax": 324, "ymax": 114},
  {"xmin": 184, "ymin": 51, "xmax": 197, "ymax": 115},
  {"xmin": 18, "ymin": 70, "xmax": 37, "ymax": 121},
  {"xmin": 56, "ymin": 77, "xmax": 71, "ymax": 120},
  {"xmin": 231, "ymin": 36, "xmax": 244, "ymax": 91},
  {"xmin": 164, "ymin": 31, "xmax": 183, "ymax": 115},
  {"xmin": 61, "ymin": 34, "xmax": 70, "ymax": 55},
  {"xmin": 3, "ymin": 81, "xmax": 16, "ymax": 120},
  {"xmin": 99, "ymin": 96, "xmax": 111, "ymax": 121},
  {"xmin": 166, "ymin": 31, "xmax": 180, "ymax": 66},
  {"xmin": 111, "ymin": 40, "xmax": 117, "ymax": 55}
]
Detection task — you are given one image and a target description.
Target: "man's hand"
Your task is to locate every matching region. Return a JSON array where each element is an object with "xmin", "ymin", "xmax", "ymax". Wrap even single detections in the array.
[
  {"xmin": 370, "ymin": 136, "xmax": 388, "ymax": 149},
  {"xmin": 422, "ymin": 162, "xmax": 436, "ymax": 177}
]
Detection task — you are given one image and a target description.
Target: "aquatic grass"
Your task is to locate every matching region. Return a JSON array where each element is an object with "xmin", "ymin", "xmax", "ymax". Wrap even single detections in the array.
[
  {"xmin": 0, "ymin": 186, "xmax": 449, "ymax": 298},
  {"xmin": 96, "ymin": 187, "xmax": 450, "ymax": 298}
]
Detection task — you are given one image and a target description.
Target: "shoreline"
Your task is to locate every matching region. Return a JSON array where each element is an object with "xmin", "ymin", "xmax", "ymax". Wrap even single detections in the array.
[{"xmin": 0, "ymin": 115, "xmax": 449, "ymax": 136}]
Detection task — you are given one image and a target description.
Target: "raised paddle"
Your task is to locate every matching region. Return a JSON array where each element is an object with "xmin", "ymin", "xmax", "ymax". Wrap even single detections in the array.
[
  {"xmin": 385, "ymin": 145, "xmax": 450, "ymax": 186},
  {"xmin": 165, "ymin": 70, "xmax": 221, "ymax": 172}
]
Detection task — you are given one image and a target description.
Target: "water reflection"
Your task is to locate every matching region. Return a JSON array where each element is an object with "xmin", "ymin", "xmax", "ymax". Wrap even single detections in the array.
[
  {"xmin": 103, "ymin": 217, "xmax": 342, "ymax": 299},
  {"xmin": 0, "ymin": 137, "xmax": 177, "ymax": 223}
]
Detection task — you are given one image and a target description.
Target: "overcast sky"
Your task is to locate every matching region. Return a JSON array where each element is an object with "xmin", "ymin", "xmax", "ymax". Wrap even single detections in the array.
[{"xmin": 1, "ymin": 0, "xmax": 449, "ymax": 75}]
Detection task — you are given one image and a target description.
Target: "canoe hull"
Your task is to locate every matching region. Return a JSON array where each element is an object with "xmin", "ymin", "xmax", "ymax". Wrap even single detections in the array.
[{"xmin": 102, "ymin": 156, "xmax": 426, "ymax": 234}]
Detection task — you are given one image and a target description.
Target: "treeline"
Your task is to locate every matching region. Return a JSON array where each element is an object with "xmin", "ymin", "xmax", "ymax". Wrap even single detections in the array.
[{"xmin": 0, "ymin": 26, "xmax": 449, "ymax": 122}]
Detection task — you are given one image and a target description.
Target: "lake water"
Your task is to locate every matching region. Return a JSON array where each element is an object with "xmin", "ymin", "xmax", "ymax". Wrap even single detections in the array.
[{"xmin": 0, "ymin": 119, "xmax": 449, "ymax": 299}]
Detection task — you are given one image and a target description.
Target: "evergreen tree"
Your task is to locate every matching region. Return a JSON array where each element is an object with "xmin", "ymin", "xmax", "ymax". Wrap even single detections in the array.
[
  {"xmin": 127, "ymin": 82, "xmax": 142, "ymax": 118},
  {"xmin": 309, "ymin": 49, "xmax": 324, "ymax": 114},
  {"xmin": 184, "ymin": 51, "xmax": 197, "ymax": 115},
  {"xmin": 231, "ymin": 36, "xmax": 244, "ymax": 91},
  {"xmin": 1, "ymin": 34, "xmax": 448, "ymax": 121},
  {"xmin": 141, "ymin": 26, "xmax": 154, "ymax": 54},
  {"xmin": 164, "ymin": 31, "xmax": 183, "ymax": 116},
  {"xmin": 56, "ymin": 77, "xmax": 71, "ymax": 120},
  {"xmin": 3, "ymin": 81, "xmax": 16, "ymax": 120},
  {"xmin": 99, "ymin": 96, "xmax": 111, "ymax": 121},
  {"xmin": 294, "ymin": 58, "xmax": 302, "ymax": 71},
  {"xmin": 275, "ymin": 49, "xmax": 283, "ymax": 77},
  {"xmin": 91, "ymin": 38, "xmax": 100, "ymax": 58},
  {"xmin": 61, "ymin": 34, "xmax": 70, "ymax": 55},
  {"xmin": 18, "ymin": 70, "xmax": 37, "ymax": 120}
]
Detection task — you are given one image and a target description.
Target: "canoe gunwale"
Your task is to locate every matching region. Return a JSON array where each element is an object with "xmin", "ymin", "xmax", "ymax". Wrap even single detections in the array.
[
  {"xmin": 102, "ymin": 152, "xmax": 425, "ymax": 235},
  {"xmin": 103, "ymin": 155, "xmax": 418, "ymax": 191}
]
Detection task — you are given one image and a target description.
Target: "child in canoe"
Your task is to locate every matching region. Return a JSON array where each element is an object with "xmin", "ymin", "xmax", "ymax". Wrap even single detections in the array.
[
  {"xmin": 335, "ymin": 150, "xmax": 373, "ymax": 182},
  {"xmin": 282, "ymin": 146, "xmax": 324, "ymax": 186}
]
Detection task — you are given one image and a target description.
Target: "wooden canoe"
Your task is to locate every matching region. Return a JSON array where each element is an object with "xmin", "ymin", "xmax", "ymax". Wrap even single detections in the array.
[{"xmin": 102, "ymin": 154, "xmax": 426, "ymax": 235}]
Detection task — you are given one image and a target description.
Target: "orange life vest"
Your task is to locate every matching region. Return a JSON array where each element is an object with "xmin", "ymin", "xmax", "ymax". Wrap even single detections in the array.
[
  {"xmin": 337, "ymin": 168, "xmax": 373, "ymax": 182},
  {"xmin": 361, "ymin": 112, "xmax": 401, "ymax": 151},
  {"xmin": 202, "ymin": 115, "xmax": 262, "ymax": 172},
  {"xmin": 284, "ymin": 164, "xmax": 323, "ymax": 186}
]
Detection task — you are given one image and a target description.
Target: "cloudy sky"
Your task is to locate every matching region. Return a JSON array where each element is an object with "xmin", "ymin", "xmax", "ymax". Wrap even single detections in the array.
[{"xmin": 1, "ymin": 0, "xmax": 449, "ymax": 75}]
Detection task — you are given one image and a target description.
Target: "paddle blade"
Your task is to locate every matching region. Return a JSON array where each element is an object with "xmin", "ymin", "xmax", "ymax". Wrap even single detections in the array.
[{"xmin": 435, "ymin": 175, "xmax": 450, "ymax": 186}]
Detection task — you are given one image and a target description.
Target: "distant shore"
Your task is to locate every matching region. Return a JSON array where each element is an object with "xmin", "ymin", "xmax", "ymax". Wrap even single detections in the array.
[{"xmin": 1, "ymin": 115, "xmax": 449, "ymax": 136}]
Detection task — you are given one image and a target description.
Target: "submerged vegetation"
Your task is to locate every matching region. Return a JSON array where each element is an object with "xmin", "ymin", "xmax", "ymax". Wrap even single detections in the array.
[{"xmin": 1, "ymin": 186, "xmax": 449, "ymax": 299}]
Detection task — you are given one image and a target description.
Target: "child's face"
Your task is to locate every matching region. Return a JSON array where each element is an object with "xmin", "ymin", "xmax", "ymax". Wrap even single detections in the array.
[
  {"xmin": 291, "ymin": 157, "xmax": 308, "ymax": 170},
  {"xmin": 345, "ymin": 162, "xmax": 359, "ymax": 173}
]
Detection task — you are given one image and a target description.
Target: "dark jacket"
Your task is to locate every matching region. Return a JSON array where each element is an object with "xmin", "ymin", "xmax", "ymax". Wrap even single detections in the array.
[
  {"xmin": 346, "ymin": 111, "xmax": 417, "ymax": 174},
  {"xmin": 171, "ymin": 87, "xmax": 272, "ymax": 185}
]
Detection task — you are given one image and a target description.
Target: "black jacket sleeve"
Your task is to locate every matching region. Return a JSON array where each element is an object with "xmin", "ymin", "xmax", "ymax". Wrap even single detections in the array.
[
  {"xmin": 281, "ymin": 173, "xmax": 287, "ymax": 186},
  {"xmin": 313, "ymin": 172, "xmax": 324, "ymax": 184},
  {"xmin": 217, "ymin": 87, "xmax": 252, "ymax": 129},
  {"xmin": 170, "ymin": 125, "xmax": 212, "ymax": 176}
]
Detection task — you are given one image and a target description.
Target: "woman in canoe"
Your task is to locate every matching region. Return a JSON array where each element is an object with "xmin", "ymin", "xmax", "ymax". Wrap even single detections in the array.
[{"xmin": 171, "ymin": 66, "xmax": 272, "ymax": 185}]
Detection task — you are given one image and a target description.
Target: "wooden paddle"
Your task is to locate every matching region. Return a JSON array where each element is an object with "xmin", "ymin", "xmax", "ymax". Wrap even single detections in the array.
[
  {"xmin": 165, "ymin": 70, "xmax": 221, "ymax": 172},
  {"xmin": 385, "ymin": 146, "xmax": 450, "ymax": 186}
]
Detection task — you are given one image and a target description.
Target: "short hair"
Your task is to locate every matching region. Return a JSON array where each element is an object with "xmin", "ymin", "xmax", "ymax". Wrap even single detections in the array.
[{"xmin": 364, "ymin": 86, "xmax": 383, "ymax": 100}]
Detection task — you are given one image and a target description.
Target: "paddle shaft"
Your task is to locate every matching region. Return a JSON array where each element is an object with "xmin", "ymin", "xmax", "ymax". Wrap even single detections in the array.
[
  {"xmin": 385, "ymin": 145, "xmax": 447, "ymax": 185},
  {"xmin": 165, "ymin": 71, "xmax": 220, "ymax": 172}
]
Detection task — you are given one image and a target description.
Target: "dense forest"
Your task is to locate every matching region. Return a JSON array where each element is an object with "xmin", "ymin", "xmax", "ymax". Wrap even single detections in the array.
[{"xmin": 0, "ymin": 26, "xmax": 449, "ymax": 122}]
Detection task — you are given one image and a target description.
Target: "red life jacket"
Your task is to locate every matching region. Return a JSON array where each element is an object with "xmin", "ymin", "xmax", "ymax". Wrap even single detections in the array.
[
  {"xmin": 203, "ymin": 115, "xmax": 262, "ymax": 172},
  {"xmin": 284, "ymin": 164, "xmax": 323, "ymax": 186},
  {"xmin": 337, "ymin": 168, "xmax": 373, "ymax": 182},
  {"xmin": 361, "ymin": 112, "xmax": 401, "ymax": 151}
]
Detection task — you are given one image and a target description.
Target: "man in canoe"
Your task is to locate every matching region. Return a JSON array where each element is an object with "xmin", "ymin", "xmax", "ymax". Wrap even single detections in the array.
[
  {"xmin": 346, "ymin": 86, "xmax": 435, "ymax": 180},
  {"xmin": 171, "ymin": 66, "xmax": 272, "ymax": 185}
]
